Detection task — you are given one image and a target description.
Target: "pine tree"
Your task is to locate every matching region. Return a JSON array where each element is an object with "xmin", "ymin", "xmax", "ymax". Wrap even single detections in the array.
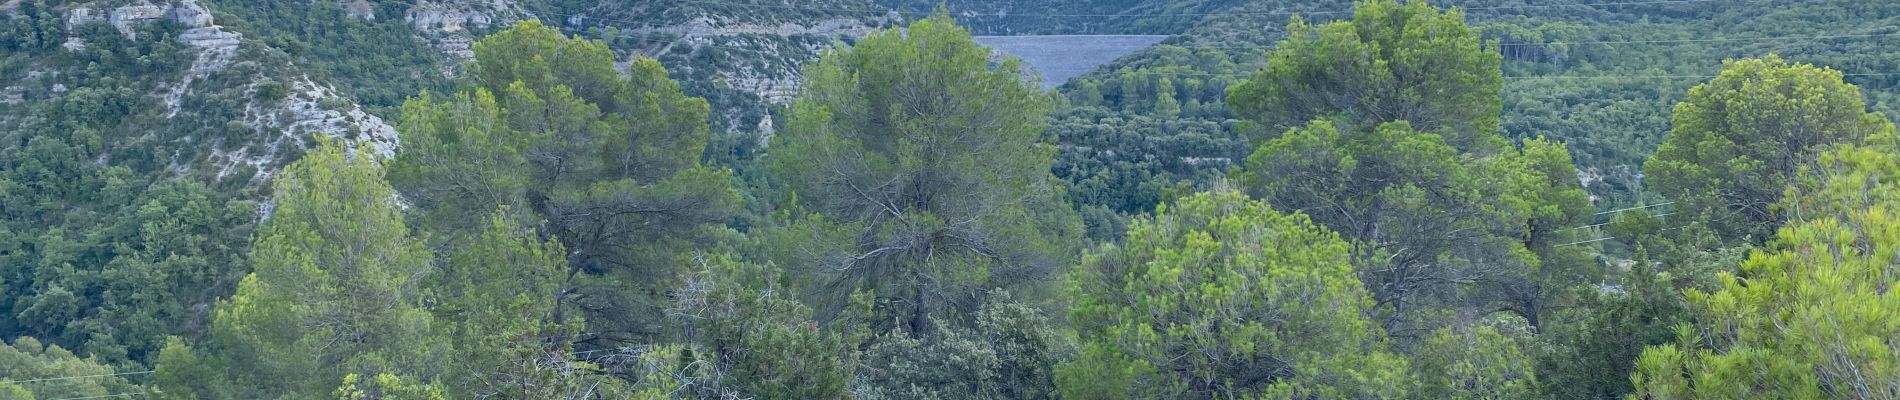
[
  {"xmin": 763, "ymin": 13, "xmax": 1082, "ymax": 336},
  {"xmin": 1058, "ymin": 189, "xmax": 1411, "ymax": 399},
  {"xmin": 1631, "ymin": 133, "xmax": 1900, "ymax": 398},
  {"xmin": 208, "ymin": 138, "xmax": 443, "ymax": 397},
  {"xmin": 389, "ymin": 20, "xmax": 740, "ymax": 342},
  {"xmin": 1228, "ymin": 0, "xmax": 1504, "ymax": 151},
  {"xmin": 1644, "ymin": 55, "xmax": 1897, "ymax": 243}
]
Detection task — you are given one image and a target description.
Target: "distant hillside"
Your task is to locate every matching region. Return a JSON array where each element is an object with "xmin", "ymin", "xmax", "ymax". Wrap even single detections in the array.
[{"xmin": 1043, "ymin": 0, "xmax": 1900, "ymax": 236}]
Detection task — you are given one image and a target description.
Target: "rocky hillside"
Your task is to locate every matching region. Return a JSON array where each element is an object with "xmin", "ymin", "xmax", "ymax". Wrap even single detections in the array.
[
  {"xmin": 540, "ymin": 0, "xmax": 894, "ymax": 166},
  {"xmin": 2, "ymin": 0, "xmax": 399, "ymax": 185}
]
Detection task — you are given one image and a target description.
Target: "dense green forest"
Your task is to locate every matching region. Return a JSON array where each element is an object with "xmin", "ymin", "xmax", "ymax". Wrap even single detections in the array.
[{"xmin": 6, "ymin": 0, "xmax": 1900, "ymax": 398}]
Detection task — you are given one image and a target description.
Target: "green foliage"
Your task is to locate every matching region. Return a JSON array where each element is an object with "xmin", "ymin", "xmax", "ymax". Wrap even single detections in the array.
[
  {"xmin": 0, "ymin": 5, "xmax": 259, "ymax": 365},
  {"xmin": 0, "ymin": 177, "xmax": 253, "ymax": 365},
  {"xmin": 1229, "ymin": 0, "xmax": 1504, "ymax": 151},
  {"xmin": 1050, "ymin": 52, "xmax": 1253, "ymax": 236},
  {"xmin": 153, "ymin": 337, "xmax": 230, "ymax": 400},
  {"xmin": 429, "ymin": 210, "xmax": 624, "ymax": 398},
  {"xmin": 1237, "ymin": 118, "xmax": 1591, "ymax": 334},
  {"xmin": 763, "ymin": 14, "xmax": 1082, "ymax": 335},
  {"xmin": 202, "ymin": 0, "xmax": 449, "ymax": 111},
  {"xmin": 333, "ymin": 373, "xmax": 448, "ymax": 400},
  {"xmin": 855, "ymin": 291, "xmax": 1072, "ymax": 400},
  {"xmin": 667, "ymin": 256, "xmax": 857, "ymax": 399},
  {"xmin": 389, "ymin": 20, "xmax": 740, "ymax": 342},
  {"xmin": 1534, "ymin": 253, "xmax": 1693, "ymax": 400},
  {"xmin": 209, "ymin": 138, "xmax": 442, "ymax": 397},
  {"xmin": 1059, "ymin": 189, "xmax": 1411, "ymax": 399},
  {"xmin": 1643, "ymin": 56, "xmax": 1897, "ymax": 244},
  {"xmin": 0, "ymin": 337, "xmax": 141, "ymax": 400},
  {"xmin": 1630, "ymin": 136, "xmax": 1900, "ymax": 398},
  {"xmin": 1414, "ymin": 318, "xmax": 1539, "ymax": 400}
]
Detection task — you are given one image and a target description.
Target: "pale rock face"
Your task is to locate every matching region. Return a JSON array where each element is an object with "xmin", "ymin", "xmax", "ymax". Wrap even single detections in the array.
[
  {"xmin": 107, "ymin": 3, "xmax": 165, "ymax": 38},
  {"xmin": 65, "ymin": 6, "xmax": 98, "ymax": 28},
  {"xmin": 212, "ymin": 77, "xmax": 398, "ymax": 180},
  {"xmin": 343, "ymin": 0, "xmax": 375, "ymax": 20},
  {"xmin": 166, "ymin": 1, "xmax": 213, "ymax": 27},
  {"xmin": 0, "ymin": 86, "xmax": 21, "ymax": 105},
  {"xmin": 405, "ymin": 0, "xmax": 527, "ymax": 62},
  {"xmin": 164, "ymin": 0, "xmax": 242, "ymax": 117},
  {"xmin": 56, "ymin": 0, "xmax": 406, "ymax": 180}
]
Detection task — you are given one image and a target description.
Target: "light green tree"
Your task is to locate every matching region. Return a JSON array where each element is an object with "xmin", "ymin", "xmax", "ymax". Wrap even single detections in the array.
[
  {"xmin": 1228, "ymin": 0, "xmax": 1504, "ymax": 151},
  {"xmin": 666, "ymin": 256, "xmax": 857, "ymax": 399},
  {"xmin": 1237, "ymin": 119, "xmax": 1591, "ymax": 334},
  {"xmin": 1057, "ymin": 189, "xmax": 1411, "ymax": 399},
  {"xmin": 1644, "ymin": 55, "xmax": 1896, "ymax": 243},
  {"xmin": 764, "ymin": 14, "xmax": 1082, "ymax": 335},
  {"xmin": 429, "ymin": 210, "xmax": 630, "ymax": 398},
  {"xmin": 1414, "ymin": 317, "xmax": 1539, "ymax": 400},
  {"xmin": 0, "ymin": 337, "xmax": 141, "ymax": 400},
  {"xmin": 208, "ymin": 138, "xmax": 443, "ymax": 397},
  {"xmin": 1630, "ymin": 134, "xmax": 1900, "ymax": 399},
  {"xmin": 1229, "ymin": 0, "xmax": 1591, "ymax": 336}
]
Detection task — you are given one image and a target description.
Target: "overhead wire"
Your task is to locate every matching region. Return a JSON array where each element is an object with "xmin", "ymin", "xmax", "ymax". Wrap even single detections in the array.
[
  {"xmin": 47, "ymin": 393, "xmax": 144, "ymax": 400},
  {"xmin": 0, "ymin": 371, "xmax": 154, "ymax": 385}
]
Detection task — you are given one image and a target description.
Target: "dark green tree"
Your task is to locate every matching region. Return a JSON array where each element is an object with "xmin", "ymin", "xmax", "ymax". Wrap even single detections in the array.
[
  {"xmin": 389, "ymin": 20, "xmax": 740, "ymax": 343},
  {"xmin": 764, "ymin": 14, "xmax": 1082, "ymax": 335},
  {"xmin": 1236, "ymin": 119, "xmax": 1591, "ymax": 334},
  {"xmin": 855, "ymin": 291, "xmax": 1072, "ymax": 400}
]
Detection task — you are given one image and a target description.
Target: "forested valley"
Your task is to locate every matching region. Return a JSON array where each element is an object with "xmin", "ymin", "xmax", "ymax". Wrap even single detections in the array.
[{"xmin": 4, "ymin": 0, "xmax": 1900, "ymax": 398}]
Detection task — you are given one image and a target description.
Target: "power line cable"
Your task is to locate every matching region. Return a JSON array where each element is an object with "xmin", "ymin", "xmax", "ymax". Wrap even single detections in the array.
[
  {"xmin": 0, "ymin": 371, "xmax": 154, "ymax": 385},
  {"xmin": 47, "ymin": 394, "xmax": 143, "ymax": 400},
  {"xmin": 1558, "ymin": 224, "xmax": 1696, "ymax": 246},
  {"xmin": 1593, "ymin": 201, "xmax": 1674, "ymax": 216}
]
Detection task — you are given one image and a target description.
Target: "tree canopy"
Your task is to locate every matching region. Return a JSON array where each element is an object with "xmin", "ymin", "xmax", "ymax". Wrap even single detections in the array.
[
  {"xmin": 1644, "ymin": 55, "xmax": 1898, "ymax": 244},
  {"xmin": 764, "ymin": 13, "xmax": 1083, "ymax": 336},
  {"xmin": 1059, "ymin": 189, "xmax": 1411, "ymax": 399},
  {"xmin": 1228, "ymin": 0, "xmax": 1504, "ymax": 151},
  {"xmin": 389, "ymin": 20, "xmax": 740, "ymax": 343},
  {"xmin": 1631, "ymin": 134, "xmax": 1900, "ymax": 399}
]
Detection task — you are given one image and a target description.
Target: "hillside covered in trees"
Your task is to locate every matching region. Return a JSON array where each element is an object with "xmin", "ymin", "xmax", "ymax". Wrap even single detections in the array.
[{"xmin": 5, "ymin": 0, "xmax": 1900, "ymax": 399}]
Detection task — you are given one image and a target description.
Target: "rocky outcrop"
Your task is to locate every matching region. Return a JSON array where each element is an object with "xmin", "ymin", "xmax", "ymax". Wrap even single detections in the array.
[
  {"xmin": 160, "ymin": 0, "xmax": 240, "ymax": 117},
  {"xmin": 212, "ymin": 76, "xmax": 398, "ymax": 180},
  {"xmin": 56, "ymin": 0, "xmax": 398, "ymax": 180},
  {"xmin": 405, "ymin": 0, "xmax": 529, "ymax": 62}
]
